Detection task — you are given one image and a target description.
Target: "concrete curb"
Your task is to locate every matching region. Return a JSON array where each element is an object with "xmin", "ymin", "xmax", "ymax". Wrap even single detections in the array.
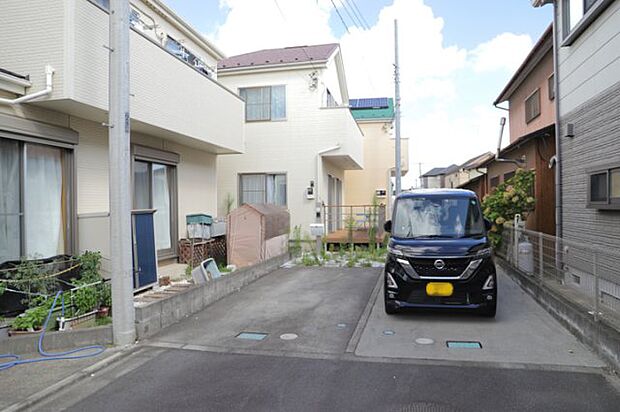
[
  {"xmin": 498, "ymin": 258, "xmax": 620, "ymax": 373},
  {"xmin": 4, "ymin": 345, "xmax": 138, "ymax": 412},
  {"xmin": 345, "ymin": 270, "xmax": 383, "ymax": 354},
  {"xmin": 135, "ymin": 253, "xmax": 290, "ymax": 339}
]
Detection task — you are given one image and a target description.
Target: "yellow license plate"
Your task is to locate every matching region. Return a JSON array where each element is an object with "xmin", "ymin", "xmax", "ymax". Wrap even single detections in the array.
[{"xmin": 426, "ymin": 282, "xmax": 454, "ymax": 297}]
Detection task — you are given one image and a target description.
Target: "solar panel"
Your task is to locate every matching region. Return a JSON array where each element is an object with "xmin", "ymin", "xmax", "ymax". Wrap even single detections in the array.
[{"xmin": 349, "ymin": 98, "xmax": 389, "ymax": 109}]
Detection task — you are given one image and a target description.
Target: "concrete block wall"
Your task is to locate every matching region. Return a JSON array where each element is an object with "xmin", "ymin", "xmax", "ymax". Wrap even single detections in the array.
[{"xmin": 135, "ymin": 253, "xmax": 290, "ymax": 339}]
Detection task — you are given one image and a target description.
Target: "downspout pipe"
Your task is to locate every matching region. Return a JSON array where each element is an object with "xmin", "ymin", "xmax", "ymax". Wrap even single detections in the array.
[
  {"xmin": 495, "ymin": 116, "xmax": 525, "ymax": 166},
  {"xmin": 552, "ymin": 4, "xmax": 562, "ymax": 239},
  {"xmin": 0, "ymin": 65, "xmax": 54, "ymax": 105}
]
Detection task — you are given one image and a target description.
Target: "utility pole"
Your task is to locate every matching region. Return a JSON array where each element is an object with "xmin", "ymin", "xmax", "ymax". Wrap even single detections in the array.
[
  {"xmin": 109, "ymin": 0, "xmax": 135, "ymax": 346},
  {"xmin": 394, "ymin": 19, "xmax": 402, "ymax": 196}
]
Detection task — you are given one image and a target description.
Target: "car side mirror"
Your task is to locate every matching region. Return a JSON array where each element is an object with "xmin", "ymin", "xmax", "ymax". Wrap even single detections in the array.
[
  {"xmin": 484, "ymin": 218, "xmax": 492, "ymax": 231},
  {"xmin": 384, "ymin": 220, "xmax": 392, "ymax": 233}
]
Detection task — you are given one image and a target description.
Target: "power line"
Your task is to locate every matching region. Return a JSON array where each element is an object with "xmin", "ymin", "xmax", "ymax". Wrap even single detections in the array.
[
  {"xmin": 329, "ymin": 0, "xmax": 350, "ymax": 34},
  {"xmin": 273, "ymin": 0, "xmax": 285, "ymax": 20},
  {"xmin": 344, "ymin": 0, "xmax": 368, "ymax": 30},
  {"xmin": 338, "ymin": 0, "xmax": 359, "ymax": 29},
  {"xmin": 348, "ymin": 0, "xmax": 371, "ymax": 30}
]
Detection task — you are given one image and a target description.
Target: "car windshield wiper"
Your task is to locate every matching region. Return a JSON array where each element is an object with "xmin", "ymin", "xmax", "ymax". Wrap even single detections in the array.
[
  {"xmin": 410, "ymin": 235, "xmax": 455, "ymax": 239},
  {"xmin": 456, "ymin": 233, "xmax": 485, "ymax": 239}
]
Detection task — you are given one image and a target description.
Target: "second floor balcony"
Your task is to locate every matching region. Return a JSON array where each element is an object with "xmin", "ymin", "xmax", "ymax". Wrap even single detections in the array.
[{"xmin": 0, "ymin": 0, "xmax": 244, "ymax": 154}]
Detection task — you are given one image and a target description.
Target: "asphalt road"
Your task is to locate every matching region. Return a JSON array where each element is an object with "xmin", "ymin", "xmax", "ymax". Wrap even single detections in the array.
[{"xmin": 32, "ymin": 266, "xmax": 619, "ymax": 411}]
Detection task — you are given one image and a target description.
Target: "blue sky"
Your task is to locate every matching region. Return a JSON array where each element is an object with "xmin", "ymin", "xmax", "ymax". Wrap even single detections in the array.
[
  {"xmin": 166, "ymin": 0, "xmax": 551, "ymax": 52},
  {"xmin": 164, "ymin": 0, "xmax": 552, "ymax": 185}
]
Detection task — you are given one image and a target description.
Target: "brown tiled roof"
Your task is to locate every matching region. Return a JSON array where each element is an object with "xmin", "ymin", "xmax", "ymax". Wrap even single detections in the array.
[{"xmin": 218, "ymin": 43, "xmax": 339, "ymax": 70}]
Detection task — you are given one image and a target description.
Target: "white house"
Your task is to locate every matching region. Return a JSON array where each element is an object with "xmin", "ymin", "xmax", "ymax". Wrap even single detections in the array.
[
  {"xmin": 216, "ymin": 43, "xmax": 364, "ymax": 234},
  {"xmin": 0, "ymin": 0, "xmax": 244, "ymax": 273}
]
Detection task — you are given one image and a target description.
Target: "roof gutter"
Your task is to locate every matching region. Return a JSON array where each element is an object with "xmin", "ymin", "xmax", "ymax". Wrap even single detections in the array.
[{"xmin": 0, "ymin": 65, "xmax": 54, "ymax": 106}]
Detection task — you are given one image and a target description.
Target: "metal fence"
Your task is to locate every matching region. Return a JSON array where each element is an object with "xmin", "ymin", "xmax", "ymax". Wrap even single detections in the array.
[{"xmin": 497, "ymin": 223, "xmax": 620, "ymax": 329}]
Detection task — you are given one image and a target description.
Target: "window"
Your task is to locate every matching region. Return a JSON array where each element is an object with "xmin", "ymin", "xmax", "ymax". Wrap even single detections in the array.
[
  {"xmin": 504, "ymin": 171, "xmax": 516, "ymax": 182},
  {"xmin": 0, "ymin": 139, "xmax": 72, "ymax": 263},
  {"xmin": 490, "ymin": 176, "xmax": 500, "ymax": 190},
  {"xmin": 239, "ymin": 174, "xmax": 286, "ymax": 206},
  {"xmin": 611, "ymin": 169, "xmax": 620, "ymax": 201},
  {"xmin": 588, "ymin": 167, "xmax": 620, "ymax": 209},
  {"xmin": 133, "ymin": 161, "xmax": 177, "ymax": 256},
  {"xmin": 239, "ymin": 86, "xmax": 286, "ymax": 121},
  {"xmin": 590, "ymin": 172, "xmax": 607, "ymax": 202},
  {"xmin": 525, "ymin": 89, "xmax": 541, "ymax": 123},
  {"xmin": 562, "ymin": 0, "xmax": 607, "ymax": 40},
  {"xmin": 548, "ymin": 74, "xmax": 555, "ymax": 101}
]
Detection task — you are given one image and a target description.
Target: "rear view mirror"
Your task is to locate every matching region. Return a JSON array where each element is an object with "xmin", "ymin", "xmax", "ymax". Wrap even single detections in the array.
[
  {"xmin": 384, "ymin": 220, "xmax": 392, "ymax": 233},
  {"xmin": 484, "ymin": 218, "xmax": 492, "ymax": 231}
]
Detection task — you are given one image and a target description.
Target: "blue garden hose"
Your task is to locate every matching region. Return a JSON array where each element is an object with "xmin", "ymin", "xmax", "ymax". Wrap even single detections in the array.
[{"xmin": 0, "ymin": 291, "xmax": 105, "ymax": 371}]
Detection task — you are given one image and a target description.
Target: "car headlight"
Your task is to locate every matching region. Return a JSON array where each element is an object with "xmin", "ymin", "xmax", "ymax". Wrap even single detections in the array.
[
  {"xmin": 387, "ymin": 245, "xmax": 404, "ymax": 256},
  {"xmin": 460, "ymin": 259, "xmax": 483, "ymax": 280},
  {"xmin": 473, "ymin": 247, "xmax": 492, "ymax": 259}
]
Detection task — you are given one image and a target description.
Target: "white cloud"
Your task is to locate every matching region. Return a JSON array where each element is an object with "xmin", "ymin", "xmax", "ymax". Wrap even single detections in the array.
[
  {"xmin": 209, "ymin": 0, "xmax": 534, "ymax": 188},
  {"xmin": 212, "ymin": 0, "xmax": 335, "ymax": 55},
  {"xmin": 469, "ymin": 32, "xmax": 533, "ymax": 74}
]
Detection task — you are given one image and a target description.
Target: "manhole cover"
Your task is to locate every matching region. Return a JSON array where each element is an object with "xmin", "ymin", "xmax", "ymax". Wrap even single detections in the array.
[
  {"xmin": 446, "ymin": 341, "xmax": 482, "ymax": 349},
  {"xmin": 383, "ymin": 330, "xmax": 396, "ymax": 336},
  {"xmin": 336, "ymin": 323, "xmax": 347, "ymax": 329},
  {"xmin": 280, "ymin": 333, "xmax": 298, "ymax": 340},
  {"xmin": 415, "ymin": 338, "xmax": 434, "ymax": 345},
  {"xmin": 236, "ymin": 332, "xmax": 267, "ymax": 341}
]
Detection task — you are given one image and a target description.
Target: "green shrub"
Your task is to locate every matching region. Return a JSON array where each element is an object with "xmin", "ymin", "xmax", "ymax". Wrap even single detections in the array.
[
  {"xmin": 12, "ymin": 299, "xmax": 51, "ymax": 331},
  {"xmin": 482, "ymin": 169, "xmax": 535, "ymax": 248}
]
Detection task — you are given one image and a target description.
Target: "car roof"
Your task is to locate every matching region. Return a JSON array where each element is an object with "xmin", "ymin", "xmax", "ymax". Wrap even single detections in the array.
[{"xmin": 397, "ymin": 189, "xmax": 478, "ymax": 199}]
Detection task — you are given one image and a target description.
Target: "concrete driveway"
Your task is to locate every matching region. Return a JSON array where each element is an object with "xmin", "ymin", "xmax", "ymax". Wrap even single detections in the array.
[
  {"xmin": 29, "ymin": 264, "xmax": 619, "ymax": 411},
  {"xmin": 354, "ymin": 267, "xmax": 605, "ymax": 368},
  {"xmin": 148, "ymin": 266, "xmax": 381, "ymax": 355}
]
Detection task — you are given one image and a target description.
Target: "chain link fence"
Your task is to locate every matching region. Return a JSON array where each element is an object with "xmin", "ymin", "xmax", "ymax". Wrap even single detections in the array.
[{"xmin": 497, "ymin": 222, "xmax": 620, "ymax": 330}]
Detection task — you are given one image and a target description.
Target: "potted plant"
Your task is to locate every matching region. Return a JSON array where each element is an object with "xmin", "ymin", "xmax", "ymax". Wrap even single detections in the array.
[
  {"xmin": 10, "ymin": 299, "xmax": 52, "ymax": 335},
  {"xmin": 97, "ymin": 283, "xmax": 112, "ymax": 318}
]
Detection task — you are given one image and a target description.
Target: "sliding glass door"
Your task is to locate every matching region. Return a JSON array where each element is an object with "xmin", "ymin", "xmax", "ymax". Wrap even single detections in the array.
[
  {"xmin": 0, "ymin": 138, "xmax": 69, "ymax": 263},
  {"xmin": 133, "ymin": 160, "xmax": 176, "ymax": 258}
]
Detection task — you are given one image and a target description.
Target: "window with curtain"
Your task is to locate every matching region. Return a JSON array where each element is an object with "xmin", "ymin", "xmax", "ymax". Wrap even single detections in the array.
[
  {"xmin": 239, "ymin": 174, "xmax": 286, "ymax": 206},
  {"xmin": 0, "ymin": 139, "xmax": 69, "ymax": 263},
  {"xmin": 239, "ymin": 86, "xmax": 286, "ymax": 121},
  {"xmin": 133, "ymin": 160, "xmax": 176, "ymax": 255}
]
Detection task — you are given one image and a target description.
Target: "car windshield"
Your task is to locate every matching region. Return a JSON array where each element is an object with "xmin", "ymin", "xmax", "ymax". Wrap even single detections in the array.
[{"xmin": 392, "ymin": 196, "xmax": 485, "ymax": 239}]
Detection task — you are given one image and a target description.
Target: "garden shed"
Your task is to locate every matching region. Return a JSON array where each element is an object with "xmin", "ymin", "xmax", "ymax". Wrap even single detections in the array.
[{"xmin": 227, "ymin": 204, "xmax": 290, "ymax": 268}]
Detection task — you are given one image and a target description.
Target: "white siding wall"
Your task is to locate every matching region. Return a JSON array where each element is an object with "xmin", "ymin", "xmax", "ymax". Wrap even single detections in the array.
[
  {"xmin": 557, "ymin": 0, "xmax": 620, "ymax": 115},
  {"xmin": 217, "ymin": 67, "xmax": 359, "ymax": 233},
  {"xmin": 0, "ymin": 0, "xmax": 244, "ymax": 154}
]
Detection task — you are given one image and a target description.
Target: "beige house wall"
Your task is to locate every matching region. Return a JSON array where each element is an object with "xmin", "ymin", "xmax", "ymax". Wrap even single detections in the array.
[
  {"xmin": 343, "ymin": 121, "xmax": 407, "ymax": 206},
  {"xmin": 217, "ymin": 63, "xmax": 363, "ymax": 234},
  {"xmin": 508, "ymin": 51, "xmax": 555, "ymax": 143}
]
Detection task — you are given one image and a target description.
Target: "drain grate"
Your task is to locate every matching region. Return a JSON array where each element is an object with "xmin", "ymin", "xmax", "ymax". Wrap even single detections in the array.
[
  {"xmin": 236, "ymin": 332, "xmax": 268, "ymax": 341},
  {"xmin": 446, "ymin": 341, "xmax": 482, "ymax": 349}
]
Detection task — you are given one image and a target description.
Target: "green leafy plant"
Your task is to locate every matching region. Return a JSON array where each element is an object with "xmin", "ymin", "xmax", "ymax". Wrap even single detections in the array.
[
  {"xmin": 289, "ymin": 225, "xmax": 302, "ymax": 256},
  {"xmin": 224, "ymin": 193, "xmax": 235, "ymax": 215},
  {"xmin": 482, "ymin": 169, "xmax": 536, "ymax": 248},
  {"xmin": 11, "ymin": 299, "xmax": 51, "ymax": 331},
  {"xmin": 345, "ymin": 215, "xmax": 356, "ymax": 247},
  {"xmin": 368, "ymin": 195, "xmax": 380, "ymax": 252},
  {"xmin": 72, "ymin": 251, "xmax": 106, "ymax": 315},
  {"xmin": 10, "ymin": 258, "xmax": 58, "ymax": 308}
]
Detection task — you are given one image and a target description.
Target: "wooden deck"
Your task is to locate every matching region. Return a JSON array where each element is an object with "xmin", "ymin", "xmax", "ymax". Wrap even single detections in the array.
[{"xmin": 325, "ymin": 229, "xmax": 384, "ymax": 245}]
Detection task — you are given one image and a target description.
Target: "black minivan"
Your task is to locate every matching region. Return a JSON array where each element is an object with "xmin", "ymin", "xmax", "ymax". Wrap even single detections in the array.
[{"xmin": 383, "ymin": 189, "xmax": 497, "ymax": 317}]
